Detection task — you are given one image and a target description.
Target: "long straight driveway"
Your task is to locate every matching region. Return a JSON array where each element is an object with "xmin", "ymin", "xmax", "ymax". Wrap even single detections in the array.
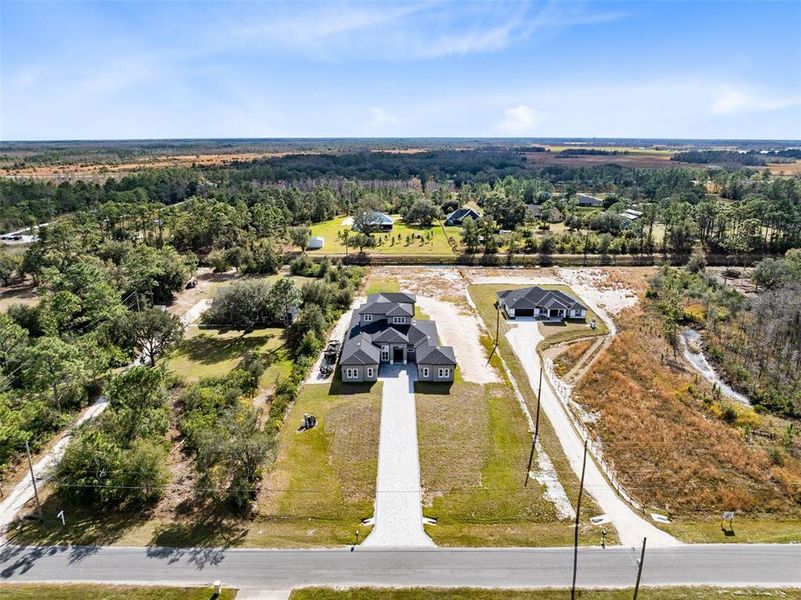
[{"xmin": 362, "ymin": 364, "xmax": 434, "ymax": 547}]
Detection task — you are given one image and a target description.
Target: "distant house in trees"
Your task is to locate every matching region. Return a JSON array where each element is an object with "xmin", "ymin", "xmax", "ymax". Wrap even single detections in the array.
[
  {"xmin": 497, "ymin": 286, "xmax": 587, "ymax": 321},
  {"xmin": 445, "ymin": 207, "xmax": 481, "ymax": 226},
  {"xmin": 526, "ymin": 204, "xmax": 564, "ymax": 223},
  {"xmin": 354, "ymin": 211, "xmax": 394, "ymax": 232},
  {"xmin": 576, "ymin": 194, "xmax": 604, "ymax": 207},
  {"xmin": 339, "ymin": 292, "xmax": 456, "ymax": 383}
]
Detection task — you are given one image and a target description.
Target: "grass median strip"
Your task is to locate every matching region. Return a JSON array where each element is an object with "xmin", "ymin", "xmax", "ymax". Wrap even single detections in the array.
[{"xmin": 0, "ymin": 585, "xmax": 236, "ymax": 600}]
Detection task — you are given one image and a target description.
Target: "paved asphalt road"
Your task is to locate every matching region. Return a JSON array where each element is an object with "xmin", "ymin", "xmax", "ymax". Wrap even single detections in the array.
[{"xmin": 1, "ymin": 545, "xmax": 799, "ymax": 590}]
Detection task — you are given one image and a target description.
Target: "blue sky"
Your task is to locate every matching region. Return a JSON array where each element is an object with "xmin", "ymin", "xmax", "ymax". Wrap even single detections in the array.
[{"xmin": 2, "ymin": 1, "xmax": 800, "ymax": 140}]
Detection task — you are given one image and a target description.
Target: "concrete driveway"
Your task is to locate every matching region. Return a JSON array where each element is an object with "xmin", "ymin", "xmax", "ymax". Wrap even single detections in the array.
[{"xmin": 362, "ymin": 364, "xmax": 434, "ymax": 548}]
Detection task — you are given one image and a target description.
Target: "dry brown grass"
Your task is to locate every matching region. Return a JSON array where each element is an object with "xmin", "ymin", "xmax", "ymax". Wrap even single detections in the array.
[
  {"xmin": 766, "ymin": 160, "xmax": 801, "ymax": 176},
  {"xmin": 1, "ymin": 152, "xmax": 304, "ymax": 180},
  {"xmin": 572, "ymin": 304, "xmax": 801, "ymax": 516},
  {"xmin": 553, "ymin": 339, "xmax": 594, "ymax": 377}
]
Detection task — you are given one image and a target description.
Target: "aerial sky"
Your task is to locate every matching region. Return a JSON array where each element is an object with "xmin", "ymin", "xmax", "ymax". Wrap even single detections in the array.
[{"xmin": 2, "ymin": 0, "xmax": 800, "ymax": 141}]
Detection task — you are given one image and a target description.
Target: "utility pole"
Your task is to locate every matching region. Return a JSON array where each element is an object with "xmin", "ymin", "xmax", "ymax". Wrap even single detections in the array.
[
  {"xmin": 495, "ymin": 303, "xmax": 500, "ymax": 346},
  {"xmin": 25, "ymin": 441, "xmax": 43, "ymax": 521},
  {"xmin": 632, "ymin": 537, "xmax": 647, "ymax": 600},
  {"xmin": 537, "ymin": 360, "xmax": 543, "ymax": 402},
  {"xmin": 571, "ymin": 439, "xmax": 588, "ymax": 600}
]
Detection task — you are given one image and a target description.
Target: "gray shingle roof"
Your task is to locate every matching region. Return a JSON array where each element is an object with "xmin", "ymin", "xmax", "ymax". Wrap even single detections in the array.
[
  {"xmin": 445, "ymin": 207, "xmax": 480, "ymax": 223},
  {"xmin": 340, "ymin": 332, "xmax": 380, "ymax": 366},
  {"xmin": 497, "ymin": 286, "xmax": 586, "ymax": 312},
  {"xmin": 372, "ymin": 327, "xmax": 409, "ymax": 344},
  {"xmin": 417, "ymin": 344, "xmax": 457, "ymax": 365}
]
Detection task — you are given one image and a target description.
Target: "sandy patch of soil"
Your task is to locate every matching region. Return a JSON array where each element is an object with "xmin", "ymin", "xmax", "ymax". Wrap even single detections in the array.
[
  {"xmin": 415, "ymin": 296, "xmax": 499, "ymax": 384},
  {"xmin": 372, "ymin": 267, "xmax": 498, "ymax": 384}
]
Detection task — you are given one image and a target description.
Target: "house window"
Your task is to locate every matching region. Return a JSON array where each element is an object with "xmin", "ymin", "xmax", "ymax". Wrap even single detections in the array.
[
  {"xmin": 381, "ymin": 346, "xmax": 389, "ymax": 361},
  {"xmin": 392, "ymin": 316, "xmax": 405, "ymax": 324},
  {"xmin": 345, "ymin": 368, "xmax": 358, "ymax": 379},
  {"xmin": 438, "ymin": 368, "xmax": 451, "ymax": 378},
  {"xmin": 363, "ymin": 314, "xmax": 373, "ymax": 322},
  {"xmin": 366, "ymin": 367, "xmax": 374, "ymax": 378},
  {"xmin": 421, "ymin": 367, "xmax": 429, "ymax": 378}
]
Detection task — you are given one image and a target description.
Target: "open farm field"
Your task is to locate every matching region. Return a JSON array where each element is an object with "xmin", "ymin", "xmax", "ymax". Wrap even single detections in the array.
[{"xmin": 0, "ymin": 151, "xmax": 301, "ymax": 180}]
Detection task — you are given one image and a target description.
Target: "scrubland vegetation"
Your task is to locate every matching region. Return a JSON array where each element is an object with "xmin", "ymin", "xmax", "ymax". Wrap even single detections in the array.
[{"xmin": 570, "ymin": 259, "xmax": 800, "ymax": 535}]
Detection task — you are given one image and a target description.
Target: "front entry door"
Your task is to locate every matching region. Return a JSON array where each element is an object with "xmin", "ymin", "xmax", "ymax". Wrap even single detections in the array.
[{"xmin": 393, "ymin": 346, "xmax": 404, "ymax": 364}]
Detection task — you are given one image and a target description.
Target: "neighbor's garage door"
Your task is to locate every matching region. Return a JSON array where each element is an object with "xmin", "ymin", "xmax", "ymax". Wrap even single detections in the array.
[{"xmin": 515, "ymin": 309, "xmax": 535, "ymax": 317}]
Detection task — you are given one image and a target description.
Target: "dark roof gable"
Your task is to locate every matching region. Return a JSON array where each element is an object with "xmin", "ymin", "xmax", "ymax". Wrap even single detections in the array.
[{"xmin": 497, "ymin": 286, "xmax": 586, "ymax": 312}]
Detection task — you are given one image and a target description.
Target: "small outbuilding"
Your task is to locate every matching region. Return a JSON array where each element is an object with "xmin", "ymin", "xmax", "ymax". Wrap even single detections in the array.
[
  {"xmin": 307, "ymin": 236, "xmax": 325, "ymax": 250},
  {"xmin": 621, "ymin": 208, "xmax": 643, "ymax": 221}
]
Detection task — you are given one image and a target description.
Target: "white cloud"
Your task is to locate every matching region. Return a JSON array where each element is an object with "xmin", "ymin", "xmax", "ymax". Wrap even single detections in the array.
[
  {"xmin": 500, "ymin": 104, "xmax": 542, "ymax": 134},
  {"xmin": 711, "ymin": 87, "xmax": 801, "ymax": 115},
  {"xmin": 224, "ymin": 1, "xmax": 626, "ymax": 61}
]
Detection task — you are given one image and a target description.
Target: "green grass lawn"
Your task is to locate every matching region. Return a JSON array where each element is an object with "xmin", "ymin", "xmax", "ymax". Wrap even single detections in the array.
[
  {"xmin": 309, "ymin": 216, "xmax": 455, "ymax": 255},
  {"xmin": 0, "ymin": 585, "xmax": 236, "ymax": 600},
  {"xmin": 657, "ymin": 517, "xmax": 801, "ymax": 544},
  {"xmin": 168, "ymin": 326, "xmax": 292, "ymax": 388},
  {"xmin": 417, "ymin": 373, "xmax": 615, "ymax": 547},
  {"xmin": 366, "ymin": 277, "xmax": 401, "ymax": 294},
  {"xmin": 291, "ymin": 588, "xmax": 798, "ymax": 600},
  {"xmin": 464, "ymin": 285, "xmax": 616, "ymax": 544},
  {"xmin": 255, "ymin": 377, "xmax": 382, "ymax": 547}
]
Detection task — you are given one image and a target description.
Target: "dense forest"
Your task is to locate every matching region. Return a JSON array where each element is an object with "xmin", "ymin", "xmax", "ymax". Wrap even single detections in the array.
[
  {"xmin": 0, "ymin": 152, "xmax": 799, "ymax": 263},
  {"xmin": 0, "ymin": 188, "xmax": 366, "ymax": 515},
  {"xmin": 651, "ymin": 252, "xmax": 801, "ymax": 419}
]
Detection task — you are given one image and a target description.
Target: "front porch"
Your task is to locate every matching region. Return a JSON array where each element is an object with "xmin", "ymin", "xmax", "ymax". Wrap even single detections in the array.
[{"xmin": 380, "ymin": 343, "xmax": 409, "ymax": 365}]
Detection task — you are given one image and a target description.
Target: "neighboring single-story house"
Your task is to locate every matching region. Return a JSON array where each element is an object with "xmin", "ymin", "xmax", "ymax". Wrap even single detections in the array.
[
  {"xmin": 621, "ymin": 208, "xmax": 643, "ymax": 221},
  {"xmin": 354, "ymin": 210, "xmax": 394, "ymax": 232},
  {"xmin": 576, "ymin": 194, "xmax": 604, "ymax": 207},
  {"xmin": 340, "ymin": 292, "xmax": 456, "ymax": 383},
  {"xmin": 307, "ymin": 236, "xmax": 325, "ymax": 249},
  {"xmin": 445, "ymin": 207, "xmax": 481, "ymax": 226},
  {"xmin": 526, "ymin": 204, "xmax": 564, "ymax": 223},
  {"xmin": 497, "ymin": 286, "xmax": 587, "ymax": 321}
]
